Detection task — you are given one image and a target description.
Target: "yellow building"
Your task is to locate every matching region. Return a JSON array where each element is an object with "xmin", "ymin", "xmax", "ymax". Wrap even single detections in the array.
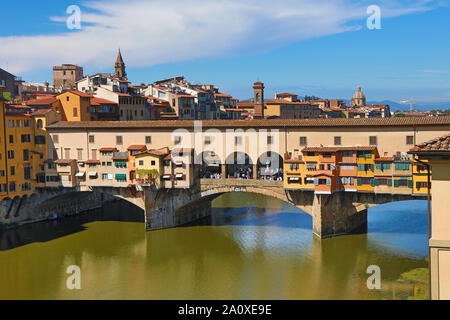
[
  {"xmin": 0, "ymin": 85, "xmax": 59, "ymax": 199},
  {"xmin": 283, "ymin": 148, "xmax": 318, "ymax": 190},
  {"xmin": 412, "ymin": 158, "xmax": 432, "ymax": 195},
  {"xmin": 56, "ymin": 90, "xmax": 92, "ymax": 121},
  {"xmin": 0, "ymin": 86, "xmax": 7, "ymax": 197},
  {"xmin": 4, "ymin": 111, "xmax": 36, "ymax": 198},
  {"xmin": 356, "ymin": 147, "xmax": 378, "ymax": 192},
  {"xmin": 135, "ymin": 148, "xmax": 169, "ymax": 187}
]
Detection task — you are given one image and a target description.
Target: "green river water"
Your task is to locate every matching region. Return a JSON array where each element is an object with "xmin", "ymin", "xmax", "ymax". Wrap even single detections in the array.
[{"xmin": 0, "ymin": 193, "xmax": 429, "ymax": 300}]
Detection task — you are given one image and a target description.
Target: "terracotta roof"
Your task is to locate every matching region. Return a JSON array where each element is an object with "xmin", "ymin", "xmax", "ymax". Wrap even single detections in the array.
[
  {"xmin": 409, "ymin": 134, "xmax": 450, "ymax": 153},
  {"xmin": 30, "ymin": 109, "xmax": 53, "ymax": 116},
  {"xmin": 90, "ymin": 97, "xmax": 118, "ymax": 106},
  {"xmin": 277, "ymin": 93, "xmax": 297, "ymax": 97},
  {"xmin": 46, "ymin": 116, "xmax": 450, "ymax": 130},
  {"xmin": 127, "ymin": 145, "xmax": 147, "ymax": 151},
  {"xmin": 25, "ymin": 97, "xmax": 57, "ymax": 105},
  {"xmin": 63, "ymin": 90, "xmax": 92, "ymax": 98},
  {"xmin": 136, "ymin": 149, "xmax": 168, "ymax": 157},
  {"xmin": 85, "ymin": 160, "xmax": 100, "ymax": 164}
]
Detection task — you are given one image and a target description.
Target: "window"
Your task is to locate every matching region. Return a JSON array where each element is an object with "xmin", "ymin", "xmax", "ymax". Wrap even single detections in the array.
[
  {"xmin": 37, "ymin": 119, "xmax": 43, "ymax": 129},
  {"xmin": 9, "ymin": 135, "xmax": 13, "ymax": 144},
  {"xmin": 334, "ymin": 136, "xmax": 342, "ymax": 146},
  {"xmin": 24, "ymin": 120, "xmax": 31, "ymax": 127},
  {"xmin": 406, "ymin": 136, "xmax": 414, "ymax": 145},
  {"xmin": 53, "ymin": 135, "xmax": 59, "ymax": 144},
  {"xmin": 24, "ymin": 167, "xmax": 31, "ymax": 180},
  {"xmin": 73, "ymin": 108, "xmax": 78, "ymax": 117},
  {"xmin": 77, "ymin": 149, "xmax": 83, "ymax": 160},
  {"xmin": 299, "ymin": 136, "xmax": 307, "ymax": 146},
  {"xmin": 7, "ymin": 120, "xmax": 14, "ymax": 128},
  {"xmin": 64, "ymin": 148, "xmax": 70, "ymax": 159},
  {"xmin": 151, "ymin": 161, "xmax": 156, "ymax": 166},
  {"xmin": 145, "ymin": 136, "xmax": 152, "ymax": 144},
  {"xmin": 21, "ymin": 134, "xmax": 31, "ymax": 143},
  {"xmin": 342, "ymin": 151, "xmax": 353, "ymax": 158},
  {"xmin": 116, "ymin": 136, "xmax": 123, "ymax": 145},
  {"xmin": 66, "ymin": 96, "xmax": 70, "ymax": 102},
  {"xmin": 235, "ymin": 136, "xmax": 242, "ymax": 146},
  {"xmin": 23, "ymin": 150, "xmax": 29, "ymax": 161},
  {"xmin": 267, "ymin": 136, "xmax": 274, "ymax": 145},
  {"xmin": 10, "ymin": 166, "xmax": 15, "ymax": 176},
  {"xmin": 35, "ymin": 136, "xmax": 46, "ymax": 145},
  {"xmin": 91, "ymin": 149, "xmax": 97, "ymax": 160},
  {"xmin": 139, "ymin": 160, "xmax": 144, "ymax": 166},
  {"xmin": 323, "ymin": 153, "xmax": 332, "ymax": 158},
  {"xmin": 9, "ymin": 182, "xmax": 16, "ymax": 193},
  {"xmin": 89, "ymin": 135, "xmax": 95, "ymax": 143},
  {"xmin": 7, "ymin": 150, "xmax": 14, "ymax": 159},
  {"xmin": 369, "ymin": 136, "xmax": 377, "ymax": 146}
]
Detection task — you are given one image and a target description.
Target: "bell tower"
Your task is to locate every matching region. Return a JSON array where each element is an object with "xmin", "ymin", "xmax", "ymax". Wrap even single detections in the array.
[
  {"xmin": 253, "ymin": 81, "xmax": 265, "ymax": 119},
  {"xmin": 115, "ymin": 49, "xmax": 127, "ymax": 79}
]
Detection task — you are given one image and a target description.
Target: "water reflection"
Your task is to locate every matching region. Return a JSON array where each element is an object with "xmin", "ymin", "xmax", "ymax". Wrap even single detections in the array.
[{"xmin": 0, "ymin": 194, "xmax": 429, "ymax": 300}]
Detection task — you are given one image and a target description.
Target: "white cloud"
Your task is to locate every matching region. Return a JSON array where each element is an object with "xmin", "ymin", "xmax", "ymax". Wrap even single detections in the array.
[{"xmin": 0, "ymin": 0, "xmax": 444, "ymax": 74}]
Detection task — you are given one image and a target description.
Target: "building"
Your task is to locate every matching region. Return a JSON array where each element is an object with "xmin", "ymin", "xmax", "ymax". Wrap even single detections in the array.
[
  {"xmin": 409, "ymin": 134, "xmax": 450, "ymax": 300},
  {"xmin": 237, "ymin": 82, "xmax": 321, "ymax": 120},
  {"xmin": 135, "ymin": 148, "xmax": 169, "ymax": 188},
  {"xmin": 53, "ymin": 64, "xmax": 83, "ymax": 90},
  {"xmin": 0, "ymin": 85, "xmax": 51, "ymax": 198},
  {"xmin": 351, "ymin": 86, "xmax": 366, "ymax": 106},
  {"xmin": 0, "ymin": 68, "xmax": 17, "ymax": 100},
  {"xmin": 77, "ymin": 73, "xmax": 146, "ymax": 121}
]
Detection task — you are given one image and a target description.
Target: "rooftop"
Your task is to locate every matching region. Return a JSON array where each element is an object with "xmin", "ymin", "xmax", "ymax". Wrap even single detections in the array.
[
  {"xmin": 410, "ymin": 134, "xmax": 450, "ymax": 154},
  {"xmin": 46, "ymin": 116, "xmax": 450, "ymax": 131}
]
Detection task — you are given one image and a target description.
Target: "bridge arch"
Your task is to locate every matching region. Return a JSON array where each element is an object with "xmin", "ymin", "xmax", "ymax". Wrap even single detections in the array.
[
  {"xmin": 198, "ymin": 151, "xmax": 222, "ymax": 179},
  {"xmin": 257, "ymin": 151, "xmax": 284, "ymax": 181},
  {"xmin": 225, "ymin": 151, "xmax": 254, "ymax": 179}
]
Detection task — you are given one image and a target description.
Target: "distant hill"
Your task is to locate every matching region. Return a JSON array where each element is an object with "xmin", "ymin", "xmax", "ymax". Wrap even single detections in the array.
[{"xmin": 367, "ymin": 100, "xmax": 450, "ymax": 112}]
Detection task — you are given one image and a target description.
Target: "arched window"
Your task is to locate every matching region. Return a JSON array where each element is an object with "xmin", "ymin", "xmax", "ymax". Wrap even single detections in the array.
[{"xmin": 37, "ymin": 119, "xmax": 43, "ymax": 129}]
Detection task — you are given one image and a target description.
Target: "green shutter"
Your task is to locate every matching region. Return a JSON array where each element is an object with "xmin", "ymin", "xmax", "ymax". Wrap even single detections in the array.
[
  {"xmin": 376, "ymin": 163, "xmax": 382, "ymax": 170},
  {"xmin": 388, "ymin": 179, "xmax": 392, "ymax": 187},
  {"xmin": 357, "ymin": 178, "xmax": 362, "ymax": 186},
  {"xmin": 375, "ymin": 178, "xmax": 379, "ymax": 186},
  {"xmin": 394, "ymin": 180, "xmax": 399, "ymax": 188},
  {"xmin": 408, "ymin": 180, "xmax": 413, "ymax": 188},
  {"xmin": 384, "ymin": 163, "xmax": 390, "ymax": 170}
]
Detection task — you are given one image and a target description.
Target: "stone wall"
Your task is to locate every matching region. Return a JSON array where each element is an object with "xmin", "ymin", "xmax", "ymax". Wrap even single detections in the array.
[{"xmin": 0, "ymin": 189, "xmax": 117, "ymax": 230}]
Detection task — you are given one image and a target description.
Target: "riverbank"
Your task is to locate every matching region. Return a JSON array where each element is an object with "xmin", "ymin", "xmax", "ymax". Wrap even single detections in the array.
[{"xmin": 0, "ymin": 190, "xmax": 117, "ymax": 231}]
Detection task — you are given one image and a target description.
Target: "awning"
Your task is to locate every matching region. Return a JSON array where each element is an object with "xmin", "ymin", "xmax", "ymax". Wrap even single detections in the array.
[
  {"xmin": 76, "ymin": 172, "xmax": 86, "ymax": 177},
  {"xmin": 176, "ymin": 174, "xmax": 184, "ymax": 179},
  {"xmin": 88, "ymin": 172, "xmax": 98, "ymax": 177},
  {"xmin": 162, "ymin": 175, "xmax": 171, "ymax": 180},
  {"xmin": 288, "ymin": 177, "xmax": 300, "ymax": 182},
  {"xmin": 115, "ymin": 174, "xmax": 127, "ymax": 180}
]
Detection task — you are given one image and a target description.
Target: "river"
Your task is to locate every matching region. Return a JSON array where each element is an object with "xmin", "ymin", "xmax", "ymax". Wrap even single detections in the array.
[{"xmin": 0, "ymin": 193, "xmax": 429, "ymax": 300}]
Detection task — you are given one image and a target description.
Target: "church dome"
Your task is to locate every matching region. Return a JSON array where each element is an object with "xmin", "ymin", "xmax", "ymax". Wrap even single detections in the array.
[{"xmin": 353, "ymin": 87, "xmax": 365, "ymax": 99}]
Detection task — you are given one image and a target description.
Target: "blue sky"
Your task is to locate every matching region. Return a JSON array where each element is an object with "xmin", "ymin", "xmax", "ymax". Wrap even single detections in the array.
[{"xmin": 1, "ymin": 0, "xmax": 450, "ymax": 103}]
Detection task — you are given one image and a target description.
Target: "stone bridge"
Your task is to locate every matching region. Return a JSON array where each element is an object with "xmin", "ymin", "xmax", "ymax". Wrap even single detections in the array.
[
  {"xmin": 1, "ymin": 180, "xmax": 427, "ymax": 238},
  {"xmin": 142, "ymin": 179, "xmax": 427, "ymax": 238}
]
